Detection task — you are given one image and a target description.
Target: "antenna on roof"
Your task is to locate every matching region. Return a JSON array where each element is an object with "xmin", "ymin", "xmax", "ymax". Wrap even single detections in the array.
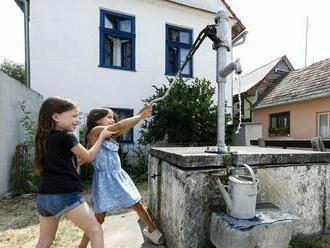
[{"xmin": 304, "ymin": 16, "xmax": 309, "ymax": 68}]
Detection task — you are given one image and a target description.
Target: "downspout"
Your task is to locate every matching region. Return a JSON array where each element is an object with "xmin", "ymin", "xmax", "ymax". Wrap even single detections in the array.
[{"xmin": 22, "ymin": 0, "xmax": 30, "ymax": 87}]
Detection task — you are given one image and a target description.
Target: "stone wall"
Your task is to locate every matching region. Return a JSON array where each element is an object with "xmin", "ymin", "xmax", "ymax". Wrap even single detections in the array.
[
  {"xmin": 256, "ymin": 164, "xmax": 328, "ymax": 234},
  {"xmin": 148, "ymin": 146, "xmax": 330, "ymax": 248},
  {"xmin": 0, "ymin": 70, "xmax": 43, "ymax": 197}
]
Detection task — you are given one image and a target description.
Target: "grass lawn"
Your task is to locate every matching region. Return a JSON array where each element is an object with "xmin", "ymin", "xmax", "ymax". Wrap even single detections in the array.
[{"xmin": 0, "ymin": 182, "xmax": 148, "ymax": 248}]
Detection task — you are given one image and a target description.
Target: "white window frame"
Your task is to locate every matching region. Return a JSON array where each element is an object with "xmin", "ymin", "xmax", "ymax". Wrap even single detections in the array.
[{"xmin": 317, "ymin": 112, "xmax": 330, "ymax": 138}]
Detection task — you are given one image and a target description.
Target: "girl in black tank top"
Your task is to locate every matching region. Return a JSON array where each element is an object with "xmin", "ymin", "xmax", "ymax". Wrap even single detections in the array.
[{"xmin": 35, "ymin": 96, "xmax": 114, "ymax": 248}]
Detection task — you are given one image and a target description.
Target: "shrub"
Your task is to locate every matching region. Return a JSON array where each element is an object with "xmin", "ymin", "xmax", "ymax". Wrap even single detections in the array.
[{"xmin": 139, "ymin": 77, "xmax": 233, "ymax": 146}]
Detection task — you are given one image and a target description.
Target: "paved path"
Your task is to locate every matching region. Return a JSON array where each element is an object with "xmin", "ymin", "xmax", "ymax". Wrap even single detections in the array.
[{"xmin": 103, "ymin": 211, "xmax": 166, "ymax": 248}]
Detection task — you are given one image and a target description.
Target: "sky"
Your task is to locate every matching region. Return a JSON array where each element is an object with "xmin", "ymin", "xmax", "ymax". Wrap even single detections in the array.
[
  {"xmin": 227, "ymin": 0, "xmax": 330, "ymax": 72},
  {"xmin": 0, "ymin": 0, "xmax": 330, "ymax": 73},
  {"xmin": 0, "ymin": 0, "xmax": 24, "ymax": 64}
]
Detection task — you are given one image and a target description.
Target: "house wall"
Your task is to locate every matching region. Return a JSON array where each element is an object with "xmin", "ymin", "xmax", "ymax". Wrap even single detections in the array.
[
  {"xmin": 243, "ymin": 95, "xmax": 254, "ymax": 119},
  {"xmin": 0, "ymin": 71, "xmax": 43, "ymax": 197},
  {"xmin": 29, "ymin": 0, "xmax": 234, "ymax": 141},
  {"xmin": 231, "ymin": 122, "xmax": 262, "ymax": 146},
  {"xmin": 252, "ymin": 97, "xmax": 330, "ymax": 139},
  {"xmin": 168, "ymin": 0, "xmax": 227, "ymax": 13}
]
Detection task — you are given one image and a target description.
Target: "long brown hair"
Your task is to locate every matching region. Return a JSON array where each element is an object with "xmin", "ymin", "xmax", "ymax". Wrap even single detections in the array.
[
  {"xmin": 34, "ymin": 97, "xmax": 77, "ymax": 176},
  {"xmin": 85, "ymin": 108, "xmax": 119, "ymax": 145}
]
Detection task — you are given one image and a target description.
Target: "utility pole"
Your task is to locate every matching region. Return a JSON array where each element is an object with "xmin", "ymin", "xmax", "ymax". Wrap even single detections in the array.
[{"xmin": 304, "ymin": 16, "xmax": 309, "ymax": 68}]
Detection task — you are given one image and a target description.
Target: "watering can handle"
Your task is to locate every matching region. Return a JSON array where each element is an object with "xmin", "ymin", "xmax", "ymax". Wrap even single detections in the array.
[{"xmin": 236, "ymin": 164, "xmax": 256, "ymax": 184}]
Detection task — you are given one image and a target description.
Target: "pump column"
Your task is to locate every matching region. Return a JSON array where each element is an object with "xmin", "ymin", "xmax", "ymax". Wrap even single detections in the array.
[{"xmin": 214, "ymin": 9, "xmax": 231, "ymax": 153}]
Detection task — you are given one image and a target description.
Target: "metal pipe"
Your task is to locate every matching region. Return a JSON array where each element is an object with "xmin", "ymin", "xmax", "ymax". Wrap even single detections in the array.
[
  {"xmin": 23, "ymin": 0, "xmax": 30, "ymax": 87},
  {"xmin": 214, "ymin": 9, "xmax": 231, "ymax": 153}
]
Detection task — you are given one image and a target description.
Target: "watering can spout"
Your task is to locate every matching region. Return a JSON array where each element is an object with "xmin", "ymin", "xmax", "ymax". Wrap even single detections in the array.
[{"xmin": 216, "ymin": 178, "xmax": 232, "ymax": 212}]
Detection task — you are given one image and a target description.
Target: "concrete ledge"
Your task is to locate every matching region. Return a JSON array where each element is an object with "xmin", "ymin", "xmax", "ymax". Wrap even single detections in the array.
[
  {"xmin": 210, "ymin": 210, "xmax": 294, "ymax": 248},
  {"xmin": 230, "ymin": 146, "xmax": 330, "ymax": 166},
  {"xmin": 150, "ymin": 146, "xmax": 330, "ymax": 168},
  {"xmin": 150, "ymin": 146, "xmax": 231, "ymax": 168}
]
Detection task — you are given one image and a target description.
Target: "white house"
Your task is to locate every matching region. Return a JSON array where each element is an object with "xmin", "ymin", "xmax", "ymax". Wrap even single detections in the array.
[{"xmin": 15, "ymin": 0, "xmax": 245, "ymax": 143}]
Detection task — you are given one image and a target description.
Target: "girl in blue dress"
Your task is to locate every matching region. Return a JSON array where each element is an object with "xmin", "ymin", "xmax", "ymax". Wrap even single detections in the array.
[{"xmin": 79, "ymin": 104, "xmax": 164, "ymax": 247}]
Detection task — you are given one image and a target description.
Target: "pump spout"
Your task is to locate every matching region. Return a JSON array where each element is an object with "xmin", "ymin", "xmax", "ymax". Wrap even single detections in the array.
[
  {"xmin": 216, "ymin": 178, "xmax": 232, "ymax": 212},
  {"xmin": 219, "ymin": 58, "xmax": 242, "ymax": 78}
]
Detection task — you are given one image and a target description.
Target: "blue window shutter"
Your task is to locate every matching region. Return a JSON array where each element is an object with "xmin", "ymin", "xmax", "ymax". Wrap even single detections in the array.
[
  {"xmin": 165, "ymin": 24, "xmax": 193, "ymax": 77},
  {"xmin": 99, "ymin": 10, "xmax": 136, "ymax": 71}
]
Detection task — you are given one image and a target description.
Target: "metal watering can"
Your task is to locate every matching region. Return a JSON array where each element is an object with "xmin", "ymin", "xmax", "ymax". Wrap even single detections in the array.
[{"xmin": 217, "ymin": 164, "xmax": 258, "ymax": 219}]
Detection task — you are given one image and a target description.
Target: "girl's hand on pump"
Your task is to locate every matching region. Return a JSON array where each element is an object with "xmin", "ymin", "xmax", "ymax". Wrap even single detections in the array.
[{"xmin": 138, "ymin": 103, "xmax": 153, "ymax": 118}]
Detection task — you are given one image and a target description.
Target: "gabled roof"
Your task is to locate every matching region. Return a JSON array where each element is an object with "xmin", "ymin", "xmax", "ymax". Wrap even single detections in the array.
[
  {"xmin": 254, "ymin": 58, "xmax": 330, "ymax": 109},
  {"xmin": 233, "ymin": 56, "xmax": 293, "ymax": 96}
]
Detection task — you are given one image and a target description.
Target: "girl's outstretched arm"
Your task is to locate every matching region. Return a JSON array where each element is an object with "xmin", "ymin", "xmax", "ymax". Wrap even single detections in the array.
[
  {"xmin": 71, "ymin": 127, "xmax": 115, "ymax": 164},
  {"xmin": 90, "ymin": 104, "xmax": 153, "ymax": 138},
  {"xmin": 114, "ymin": 104, "xmax": 153, "ymax": 136}
]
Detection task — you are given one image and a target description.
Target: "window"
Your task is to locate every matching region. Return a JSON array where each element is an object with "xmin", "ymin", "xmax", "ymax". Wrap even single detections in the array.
[
  {"xmin": 269, "ymin": 112, "xmax": 290, "ymax": 136},
  {"xmin": 112, "ymin": 108, "xmax": 134, "ymax": 143},
  {"xmin": 318, "ymin": 112, "xmax": 330, "ymax": 138},
  {"xmin": 166, "ymin": 25, "xmax": 193, "ymax": 77},
  {"xmin": 100, "ymin": 10, "xmax": 135, "ymax": 70}
]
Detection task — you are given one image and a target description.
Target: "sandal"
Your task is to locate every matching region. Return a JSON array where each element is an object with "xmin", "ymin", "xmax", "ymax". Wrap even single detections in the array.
[{"xmin": 143, "ymin": 227, "xmax": 165, "ymax": 245}]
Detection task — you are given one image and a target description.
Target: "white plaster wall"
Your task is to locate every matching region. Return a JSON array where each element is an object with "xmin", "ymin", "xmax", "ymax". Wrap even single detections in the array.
[
  {"xmin": 245, "ymin": 122, "xmax": 262, "ymax": 145},
  {"xmin": 168, "ymin": 0, "xmax": 226, "ymax": 13},
  {"xmin": 232, "ymin": 122, "xmax": 262, "ymax": 146},
  {"xmin": 0, "ymin": 71, "xmax": 43, "ymax": 197},
  {"xmin": 29, "ymin": 0, "xmax": 234, "ymax": 141}
]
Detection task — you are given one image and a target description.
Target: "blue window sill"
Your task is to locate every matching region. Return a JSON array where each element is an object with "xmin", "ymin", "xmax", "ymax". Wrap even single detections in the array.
[
  {"xmin": 165, "ymin": 72, "xmax": 194, "ymax": 79},
  {"xmin": 98, "ymin": 64, "xmax": 136, "ymax": 72}
]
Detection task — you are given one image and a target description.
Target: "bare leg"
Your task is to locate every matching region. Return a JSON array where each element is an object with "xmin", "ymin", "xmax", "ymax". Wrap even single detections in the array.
[
  {"xmin": 36, "ymin": 216, "xmax": 60, "ymax": 248},
  {"xmin": 65, "ymin": 202, "xmax": 104, "ymax": 248},
  {"xmin": 79, "ymin": 212, "xmax": 106, "ymax": 248},
  {"xmin": 131, "ymin": 202, "xmax": 155, "ymax": 232}
]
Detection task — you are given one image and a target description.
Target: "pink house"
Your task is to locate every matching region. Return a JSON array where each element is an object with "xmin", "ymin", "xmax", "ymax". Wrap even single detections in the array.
[
  {"xmin": 252, "ymin": 58, "xmax": 330, "ymax": 140},
  {"xmin": 232, "ymin": 55, "xmax": 293, "ymax": 122}
]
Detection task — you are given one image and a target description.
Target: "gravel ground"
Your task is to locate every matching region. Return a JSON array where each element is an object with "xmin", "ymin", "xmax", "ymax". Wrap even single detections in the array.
[{"xmin": 0, "ymin": 182, "xmax": 149, "ymax": 248}]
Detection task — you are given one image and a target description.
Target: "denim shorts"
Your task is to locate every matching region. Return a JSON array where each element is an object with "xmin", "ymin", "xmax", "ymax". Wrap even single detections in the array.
[{"xmin": 37, "ymin": 191, "xmax": 85, "ymax": 218}]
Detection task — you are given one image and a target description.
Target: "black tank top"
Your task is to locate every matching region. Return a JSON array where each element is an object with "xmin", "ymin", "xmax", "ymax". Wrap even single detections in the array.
[{"xmin": 38, "ymin": 130, "xmax": 81, "ymax": 194}]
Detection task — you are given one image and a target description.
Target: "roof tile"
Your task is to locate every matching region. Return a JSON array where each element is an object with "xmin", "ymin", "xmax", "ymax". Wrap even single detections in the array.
[{"xmin": 254, "ymin": 58, "xmax": 330, "ymax": 109}]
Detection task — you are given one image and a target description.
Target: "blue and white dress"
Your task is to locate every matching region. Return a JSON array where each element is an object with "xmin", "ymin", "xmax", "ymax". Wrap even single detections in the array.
[{"xmin": 90, "ymin": 141, "xmax": 141, "ymax": 213}]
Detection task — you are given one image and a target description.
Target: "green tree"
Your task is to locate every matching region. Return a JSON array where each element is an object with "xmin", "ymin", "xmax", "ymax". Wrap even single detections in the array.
[
  {"xmin": 139, "ymin": 77, "xmax": 232, "ymax": 146},
  {"xmin": 1, "ymin": 59, "xmax": 25, "ymax": 83}
]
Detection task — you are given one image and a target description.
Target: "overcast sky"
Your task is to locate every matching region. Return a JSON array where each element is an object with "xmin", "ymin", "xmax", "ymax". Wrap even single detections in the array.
[
  {"xmin": 0, "ymin": 0, "xmax": 329, "ymax": 74},
  {"xmin": 227, "ymin": 0, "xmax": 330, "ymax": 72},
  {"xmin": 0, "ymin": 0, "xmax": 24, "ymax": 64}
]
